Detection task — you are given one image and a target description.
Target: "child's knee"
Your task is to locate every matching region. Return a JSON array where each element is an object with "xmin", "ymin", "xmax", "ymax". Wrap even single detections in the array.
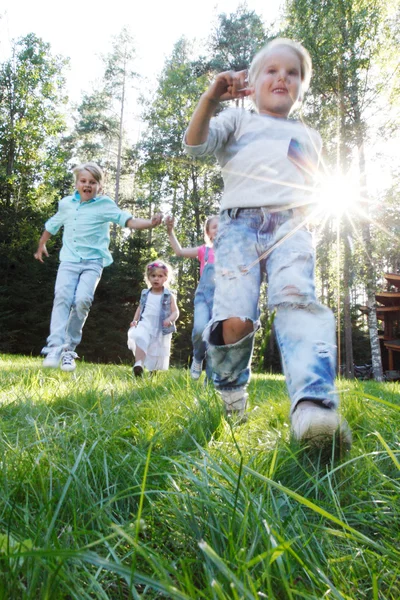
[
  {"xmin": 222, "ymin": 317, "xmax": 253, "ymax": 345},
  {"xmin": 75, "ymin": 295, "xmax": 93, "ymax": 319},
  {"xmin": 209, "ymin": 317, "xmax": 256, "ymax": 346}
]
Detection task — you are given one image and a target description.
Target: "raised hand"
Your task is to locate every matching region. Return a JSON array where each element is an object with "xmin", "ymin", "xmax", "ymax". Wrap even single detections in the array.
[
  {"xmin": 150, "ymin": 213, "xmax": 163, "ymax": 228},
  {"xmin": 164, "ymin": 214, "xmax": 175, "ymax": 233},
  {"xmin": 204, "ymin": 70, "xmax": 253, "ymax": 103}
]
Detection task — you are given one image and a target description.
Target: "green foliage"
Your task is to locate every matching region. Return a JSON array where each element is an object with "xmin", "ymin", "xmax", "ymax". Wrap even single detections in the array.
[
  {"xmin": 0, "ymin": 355, "xmax": 399, "ymax": 598},
  {"xmin": 73, "ymin": 90, "xmax": 120, "ymax": 164},
  {"xmin": 0, "ymin": 33, "xmax": 69, "ymax": 206},
  {"xmin": 207, "ymin": 4, "xmax": 268, "ymax": 72},
  {"xmin": 103, "ymin": 27, "xmax": 137, "ymax": 99}
]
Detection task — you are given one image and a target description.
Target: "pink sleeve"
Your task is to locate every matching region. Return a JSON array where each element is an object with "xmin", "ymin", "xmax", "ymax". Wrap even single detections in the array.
[
  {"xmin": 197, "ymin": 244, "xmax": 206, "ymax": 275},
  {"xmin": 197, "ymin": 244, "xmax": 205, "ymax": 263}
]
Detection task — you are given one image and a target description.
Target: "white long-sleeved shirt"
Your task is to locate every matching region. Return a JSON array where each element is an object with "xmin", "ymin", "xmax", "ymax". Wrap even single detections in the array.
[{"xmin": 183, "ymin": 108, "xmax": 322, "ymax": 211}]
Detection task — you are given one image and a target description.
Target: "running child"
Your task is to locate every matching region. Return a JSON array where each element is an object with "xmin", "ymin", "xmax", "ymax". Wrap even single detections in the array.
[
  {"xmin": 183, "ymin": 38, "xmax": 351, "ymax": 447},
  {"xmin": 165, "ymin": 214, "xmax": 218, "ymax": 379},
  {"xmin": 34, "ymin": 162, "xmax": 162, "ymax": 372},
  {"xmin": 128, "ymin": 260, "xmax": 179, "ymax": 376}
]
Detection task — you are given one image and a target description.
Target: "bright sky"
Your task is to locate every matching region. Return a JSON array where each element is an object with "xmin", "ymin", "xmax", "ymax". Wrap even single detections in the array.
[{"xmin": 1, "ymin": 0, "xmax": 283, "ymax": 102}]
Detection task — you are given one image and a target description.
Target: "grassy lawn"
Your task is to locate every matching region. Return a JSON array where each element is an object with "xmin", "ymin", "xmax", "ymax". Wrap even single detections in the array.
[{"xmin": 0, "ymin": 353, "xmax": 399, "ymax": 599}]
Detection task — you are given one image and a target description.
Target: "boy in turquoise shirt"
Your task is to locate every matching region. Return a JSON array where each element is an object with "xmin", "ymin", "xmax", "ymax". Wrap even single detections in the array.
[{"xmin": 34, "ymin": 162, "xmax": 162, "ymax": 371}]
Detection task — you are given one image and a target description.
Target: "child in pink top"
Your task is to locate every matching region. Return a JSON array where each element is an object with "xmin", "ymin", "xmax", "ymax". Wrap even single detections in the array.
[
  {"xmin": 166, "ymin": 215, "xmax": 218, "ymax": 379},
  {"xmin": 197, "ymin": 244, "xmax": 215, "ymax": 275}
]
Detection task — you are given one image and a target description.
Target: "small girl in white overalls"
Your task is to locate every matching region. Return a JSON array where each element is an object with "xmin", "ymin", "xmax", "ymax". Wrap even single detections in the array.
[
  {"xmin": 127, "ymin": 260, "xmax": 179, "ymax": 376},
  {"xmin": 165, "ymin": 215, "xmax": 218, "ymax": 379}
]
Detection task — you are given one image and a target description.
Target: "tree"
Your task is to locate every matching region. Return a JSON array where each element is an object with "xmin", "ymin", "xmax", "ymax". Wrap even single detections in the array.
[
  {"xmin": 208, "ymin": 3, "xmax": 267, "ymax": 72},
  {"xmin": 0, "ymin": 34, "xmax": 71, "ymax": 355},
  {"xmin": 0, "ymin": 33, "xmax": 68, "ymax": 207},
  {"xmin": 102, "ymin": 27, "xmax": 138, "ymax": 206},
  {"xmin": 73, "ymin": 90, "xmax": 119, "ymax": 167}
]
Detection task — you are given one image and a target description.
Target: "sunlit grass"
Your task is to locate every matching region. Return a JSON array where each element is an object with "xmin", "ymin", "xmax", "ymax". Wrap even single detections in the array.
[{"xmin": 0, "ymin": 354, "xmax": 399, "ymax": 599}]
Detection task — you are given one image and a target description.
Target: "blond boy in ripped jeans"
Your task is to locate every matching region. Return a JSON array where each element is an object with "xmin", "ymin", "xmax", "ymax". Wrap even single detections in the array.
[{"xmin": 183, "ymin": 38, "xmax": 351, "ymax": 448}]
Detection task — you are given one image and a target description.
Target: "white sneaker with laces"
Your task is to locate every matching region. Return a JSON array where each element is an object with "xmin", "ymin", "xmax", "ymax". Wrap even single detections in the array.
[
  {"xmin": 190, "ymin": 359, "xmax": 203, "ymax": 380},
  {"xmin": 291, "ymin": 401, "xmax": 352, "ymax": 449},
  {"xmin": 60, "ymin": 351, "xmax": 78, "ymax": 372},
  {"xmin": 42, "ymin": 347, "xmax": 62, "ymax": 368},
  {"xmin": 220, "ymin": 388, "xmax": 248, "ymax": 422}
]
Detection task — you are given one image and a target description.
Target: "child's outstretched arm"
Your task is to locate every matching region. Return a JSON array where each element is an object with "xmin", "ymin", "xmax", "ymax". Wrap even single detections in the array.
[
  {"xmin": 126, "ymin": 213, "xmax": 163, "ymax": 230},
  {"xmin": 34, "ymin": 230, "xmax": 52, "ymax": 263},
  {"xmin": 185, "ymin": 70, "xmax": 252, "ymax": 146},
  {"xmin": 130, "ymin": 304, "xmax": 141, "ymax": 328},
  {"xmin": 163, "ymin": 294, "xmax": 179, "ymax": 328},
  {"xmin": 165, "ymin": 216, "xmax": 199, "ymax": 259}
]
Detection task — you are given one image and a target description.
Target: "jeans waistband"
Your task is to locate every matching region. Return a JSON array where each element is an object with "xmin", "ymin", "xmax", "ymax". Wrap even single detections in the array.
[{"xmin": 226, "ymin": 207, "xmax": 294, "ymax": 219}]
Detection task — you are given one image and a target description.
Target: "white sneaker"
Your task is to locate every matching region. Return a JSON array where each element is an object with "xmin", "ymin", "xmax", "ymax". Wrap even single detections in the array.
[
  {"xmin": 42, "ymin": 347, "xmax": 62, "ymax": 368},
  {"xmin": 60, "ymin": 351, "xmax": 78, "ymax": 372},
  {"xmin": 220, "ymin": 388, "xmax": 248, "ymax": 422},
  {"xmin": 190, "ymin": 359, "xmax": 203, "ymax": 380},
  {"xmin": 291, "ymin": 401, "xmax": 352, "ymax": 449}
]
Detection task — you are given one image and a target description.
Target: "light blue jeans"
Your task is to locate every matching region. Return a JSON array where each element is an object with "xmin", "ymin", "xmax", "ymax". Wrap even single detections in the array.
[
  {"xmin": 204, "ymin": 208, "xmax": 338, "ymax": 413},
  {"xmin": 192, "ymin": 262, "xmax": 215, "ymax": 377},
  {"xmin": 42, "ymin": 259, "xmax": 103, "ymax": 354}
]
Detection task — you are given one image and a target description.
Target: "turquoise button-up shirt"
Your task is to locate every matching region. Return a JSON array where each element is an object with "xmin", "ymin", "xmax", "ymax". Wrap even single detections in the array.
[{"xmin": 45, "ymin": 191, "xmax": 133, "ymax": 267}]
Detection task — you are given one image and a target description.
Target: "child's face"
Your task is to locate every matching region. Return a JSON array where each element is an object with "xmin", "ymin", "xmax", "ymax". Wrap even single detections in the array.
[
  {"xmin": 148, "ymin": 268, "xmax": 168, "ymax": 291},
  {"xmin": 207, "ymin": 218, "xmax": 219, "ymax": 242},
  {"xmin": 76, "ymin": 169, "xmax": 102, "ymax": 202},
  {"xmin": 253, "ymin": 46, "xmax": 302, "ymax": 118}
]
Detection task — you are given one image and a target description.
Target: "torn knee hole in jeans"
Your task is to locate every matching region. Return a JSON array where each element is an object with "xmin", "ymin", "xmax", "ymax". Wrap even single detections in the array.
[
  {"xmin": 282, "ymin": 284, "xmax": 301, "ymax": 296},
  {"xmin": 274, "ymin": 298, "xmax": 316, "ymax": 311},
  {"xmin": 209, "ymin": 317, "xmax": 257, "ymax": 346}
]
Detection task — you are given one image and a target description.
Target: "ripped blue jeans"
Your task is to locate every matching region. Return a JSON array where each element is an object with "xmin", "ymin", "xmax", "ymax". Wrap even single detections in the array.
[{"xmin": 204, "ymin": 208, "xmax": 338, "ymax": 413}]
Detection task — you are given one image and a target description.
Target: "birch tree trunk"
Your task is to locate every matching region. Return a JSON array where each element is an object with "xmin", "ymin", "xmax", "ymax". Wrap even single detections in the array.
[{"xmin": 114, "ymin": 65, "xmax": 126, "ymax": 207}]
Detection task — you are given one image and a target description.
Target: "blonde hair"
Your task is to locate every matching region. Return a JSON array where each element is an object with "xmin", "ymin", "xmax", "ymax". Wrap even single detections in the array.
[
  {"xmin": 204, "ymin": 215, "xmax": 219, "ymax": 245},
  {"xmin": 145, "ymin": 260, "xmax": 173, "ymax": 286},
  {"xmin": 248, "ymin": 38, "xmax": 312, "ymax": 103},
  {"xmin": 73, "ymin": 162, "xmax": 104, "ymax": 186}
]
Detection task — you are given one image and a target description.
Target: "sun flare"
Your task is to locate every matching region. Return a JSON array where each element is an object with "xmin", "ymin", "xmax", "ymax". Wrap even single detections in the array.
[{"xmin": 314, "ymin": 171, "xmax": 364, "ymax": 219}]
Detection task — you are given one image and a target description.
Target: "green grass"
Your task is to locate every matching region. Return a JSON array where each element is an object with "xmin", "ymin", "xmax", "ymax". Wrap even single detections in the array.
[{"xmin": 0, "ymin": 353, "xmax": 399, "ymax": 599}]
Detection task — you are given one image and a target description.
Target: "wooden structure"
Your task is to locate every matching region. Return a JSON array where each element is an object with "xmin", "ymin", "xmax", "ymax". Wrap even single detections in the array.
[{"xmin": 360, "ymin": 273, "xmax": 400, "ymax": 374}]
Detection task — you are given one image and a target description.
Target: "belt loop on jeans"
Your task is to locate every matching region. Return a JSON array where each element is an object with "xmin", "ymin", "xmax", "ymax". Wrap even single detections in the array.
[{"xmin": 228, "ymin": 208, "xmax": 240, "ymax": 219}]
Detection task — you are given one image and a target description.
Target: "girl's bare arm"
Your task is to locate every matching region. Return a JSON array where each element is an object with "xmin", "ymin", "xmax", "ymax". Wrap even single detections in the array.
[
  {"xmin": 163, "ymin": 294, "xmax": 179, "ymax": 327},
  {"xmin": 165, "ymin": 216, "xmax": 199, "ymax": 258},
  {"xmin": 130, "ymin": 305, "xmax": 141, "ymax": 327}
]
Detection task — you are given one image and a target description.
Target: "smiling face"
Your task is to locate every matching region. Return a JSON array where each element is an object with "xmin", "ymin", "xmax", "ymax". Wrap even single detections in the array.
[
  {"xmin": 147, "ymin": 268, "xmax": 168, "ymax": 292},
  {"xmin": 75, "ymin": 169, "xmax": 102, "ymax": 202},
  {"xmin": 253, "ymin": 46, "xmax": 302, "ymax": 118}
]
